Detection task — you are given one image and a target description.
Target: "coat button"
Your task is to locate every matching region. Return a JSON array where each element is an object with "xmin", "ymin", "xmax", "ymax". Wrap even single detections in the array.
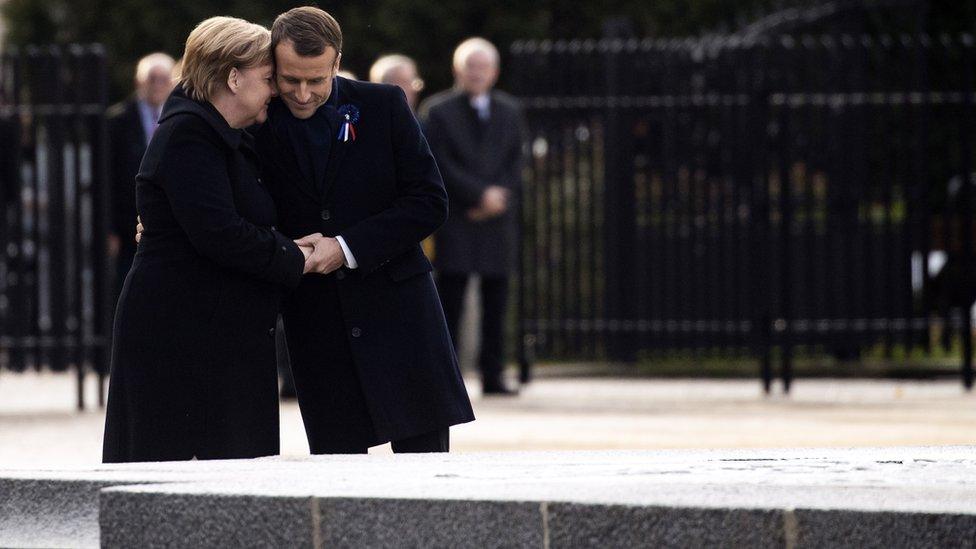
[
  {"xmin": 321, "ymin": 209, "xmax": 331, "ymax": 221},
  {"xmin": 351, "ymin": 327, "xmax": 362, "ymax": 338},
  {"xmin": 336, "ymin": 270, "xmax": 346, "ymax": 280},
  {"xmin": 268, "ymin": 327, "xmax": 275, "ymax": 338}
]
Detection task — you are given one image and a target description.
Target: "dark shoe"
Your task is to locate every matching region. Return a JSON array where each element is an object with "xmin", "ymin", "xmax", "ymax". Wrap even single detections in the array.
[{"xmin": 482, "ymin": 380, "xmax": 519, "ymax": 396}]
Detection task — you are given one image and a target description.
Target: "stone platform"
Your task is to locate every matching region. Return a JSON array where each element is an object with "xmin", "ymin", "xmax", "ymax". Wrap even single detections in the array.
[{"xmin": 1, "ymin": 446, "xmax": 975, "ymax": 548}]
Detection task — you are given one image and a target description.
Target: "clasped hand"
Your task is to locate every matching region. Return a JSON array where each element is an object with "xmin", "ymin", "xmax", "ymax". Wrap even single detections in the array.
[
  {"xmin": 467, "ymin": 185, "xmax": 509, "ymax": 222},
  {"xmin": 134, "ymin": 218, "xmax": 343, "ymax": 276},
  {"xmin": 295, "ymin": 233, "xmax": 344, "ymax": 275}
]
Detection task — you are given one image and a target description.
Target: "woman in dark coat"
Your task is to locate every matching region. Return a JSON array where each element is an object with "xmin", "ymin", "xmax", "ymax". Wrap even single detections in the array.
[{"xmin": 102, "ymin": 17, "xmax": 310, "ymax": 462}]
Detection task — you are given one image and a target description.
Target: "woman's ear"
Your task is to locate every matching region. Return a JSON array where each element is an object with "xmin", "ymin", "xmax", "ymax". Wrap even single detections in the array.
[{"xmin": 226, "ymin": 67, "xmax": 240, "ymax": 94}]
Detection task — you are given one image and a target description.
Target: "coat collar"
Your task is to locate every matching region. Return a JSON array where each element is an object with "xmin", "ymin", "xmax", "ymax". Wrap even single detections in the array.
[{"xmin": 158, "ymin": 85, "xmax": 243, "ymax": 149}]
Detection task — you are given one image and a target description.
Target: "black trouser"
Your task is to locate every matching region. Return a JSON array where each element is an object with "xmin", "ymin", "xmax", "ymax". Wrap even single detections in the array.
[
  {"xmin": 314, "ymin": 428, "xmax": 451, "ymax": 454},
  {"xmin": 275, "ymin": 315, "xmax": 296, "ymax": 395},
  {"xmin": 391, "ymin": 428, "xmax": 450, "ymax": 453},
  {"xmin": 436, "ymin": 272, "xmax": 509, "ymax": 385}
]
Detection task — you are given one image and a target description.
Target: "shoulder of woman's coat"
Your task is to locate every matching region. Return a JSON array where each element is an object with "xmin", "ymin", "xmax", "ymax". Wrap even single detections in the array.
[
  {"xmin": 146, "ymin": 113, "xmax": 225, "ymax": 168},
  {"xmin": 159, "ymin": 112, "xmax": 222, "ymax": 145}
]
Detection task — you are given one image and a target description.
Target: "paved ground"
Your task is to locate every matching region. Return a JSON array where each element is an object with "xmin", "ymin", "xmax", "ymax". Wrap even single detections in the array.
[{"xmin": 1, "ymin": 370, "xmax": 974, "ymax": 468}]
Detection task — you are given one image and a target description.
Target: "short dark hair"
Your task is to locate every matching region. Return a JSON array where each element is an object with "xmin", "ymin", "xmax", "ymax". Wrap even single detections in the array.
[{"xmin": 271, "ymin": 7, "xmax": 343, "ymax": 57}]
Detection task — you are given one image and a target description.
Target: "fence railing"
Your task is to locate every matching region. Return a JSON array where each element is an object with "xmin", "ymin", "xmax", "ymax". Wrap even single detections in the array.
[
  {"xmin": 509, "ymin": 34, "xmax": 976, "ymax": 391},
  {"xmin": 0, "ymin": 45, "xmax": 112, "ymax": 408}
]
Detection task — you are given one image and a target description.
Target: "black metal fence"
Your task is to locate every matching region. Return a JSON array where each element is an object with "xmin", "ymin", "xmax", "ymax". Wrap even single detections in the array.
[
  {"xmin": 0, "ymin": 45, "xmax": 113, "ymax": 408},
  {"xmin": 509, "ymin": 33, "xmax": 976, "ymax": 391}
]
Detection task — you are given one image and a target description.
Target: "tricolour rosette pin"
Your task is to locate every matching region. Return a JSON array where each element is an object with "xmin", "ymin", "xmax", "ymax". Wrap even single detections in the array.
[{"xmin": 337, "ymin": 104, "xmax": 360, "ymax": 142}]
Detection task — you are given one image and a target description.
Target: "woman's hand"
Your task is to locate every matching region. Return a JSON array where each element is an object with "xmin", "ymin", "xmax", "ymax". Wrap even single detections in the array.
[
  {"xmin": 297, "ymin": 243, "xmax": 314, "ymax": 273},
  {"xmin": 134, "ymin": 216, "xmax": 144, "ymax": 243}
]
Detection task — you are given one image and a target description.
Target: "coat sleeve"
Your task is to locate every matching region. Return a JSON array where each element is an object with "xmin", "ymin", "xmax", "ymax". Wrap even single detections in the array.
[
  {"xmin": 421, "ymin": 106, "xmax": 484, "ymax": 209},
  {"xmin": 158, "ymin": 117, "xmax": 305, "ymax": 288},
  {"xmin": 339, "ymin": 87, "xmax": 449, "ymax": 273}
]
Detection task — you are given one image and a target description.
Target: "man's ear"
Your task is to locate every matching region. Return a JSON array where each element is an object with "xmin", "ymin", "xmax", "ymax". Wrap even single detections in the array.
[
  {"xmin": 334, "ymin": 52, "xmax": 342, "ymax": 75},
  {"xmin": 226, "ymin": 67, "xmax": 240, "ymax": 94}
]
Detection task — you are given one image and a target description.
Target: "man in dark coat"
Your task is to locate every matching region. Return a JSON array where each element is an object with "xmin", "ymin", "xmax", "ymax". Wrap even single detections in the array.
[
  {"xmin": 419, "ymin": 38, "xmax": 526, "ymax": 395},
  {"xmin": 106, "ymin": 53, "xmax": 175, "ymax": 288},
  {"xmin": 253, "ymin": 7, "xmax": 474, "ymax": 454}
]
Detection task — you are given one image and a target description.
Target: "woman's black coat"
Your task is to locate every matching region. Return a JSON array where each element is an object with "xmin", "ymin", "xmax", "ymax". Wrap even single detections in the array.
[{"xmin": 102, "ymin": 88, "xmax": 306, "ymax": 463}]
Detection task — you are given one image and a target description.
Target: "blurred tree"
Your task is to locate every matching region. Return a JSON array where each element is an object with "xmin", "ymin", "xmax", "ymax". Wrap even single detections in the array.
[
  {"xmin": 1, "ymin": 0, "xmax": 787, "ymax": 100},
  {"xmin": 2, "ymin": 1, "xmax": 972, "ymax": 101}
]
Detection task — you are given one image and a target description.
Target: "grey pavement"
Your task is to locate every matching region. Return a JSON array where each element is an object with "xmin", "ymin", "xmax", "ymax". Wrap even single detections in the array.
[{"xmin": 1, "ymin": 370, "xmax": 975, "ymax": 467}]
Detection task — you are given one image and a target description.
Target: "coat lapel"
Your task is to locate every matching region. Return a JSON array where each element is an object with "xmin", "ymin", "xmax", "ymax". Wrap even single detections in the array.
[
  {"xmin": 320, "ymin": 79, "xmax": 352, "ymax": 200},
  {"xmin": 483, "ymin": 94, "xmax": 507, "ymax": 146},
  {"xmin": 320, "ymin": 132, "xmax": 348, "ymax": 200},
  {"xmin": 479, "ymin": 95, "xmax": 507, "ymax": 172}
]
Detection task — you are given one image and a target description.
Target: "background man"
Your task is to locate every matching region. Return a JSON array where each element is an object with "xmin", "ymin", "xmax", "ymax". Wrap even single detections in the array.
[
  {"xmin": 420, "ymin": 38, "xmax": 526, "ymax": 396},
  {"xmin": 369, "ymin": 54, "xmax": 424, "ymax": 112}
]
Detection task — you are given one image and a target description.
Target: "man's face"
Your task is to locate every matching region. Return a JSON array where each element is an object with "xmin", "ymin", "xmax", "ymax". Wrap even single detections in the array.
[
  {"xmin": 455, "ymin": 50, "xmax": 498, "ymax": 97},
  {"xmin": 141, "ymin": 65, "xmax": 173, "ymax": 107},
  {"xmin": 274, "ymin": 40, "xmax": 340, "ymax": 119}
]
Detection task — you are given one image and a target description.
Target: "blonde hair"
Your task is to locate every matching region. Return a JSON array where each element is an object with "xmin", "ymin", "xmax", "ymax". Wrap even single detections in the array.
[
  {"xmin": 171, "ymin": 58, "xmax": 183, "ymax": 83},
  {"xmin": 135, "ymin": 52, "xmax": 175, "ymax": 84},
  {"xmin": 452, "ymin": 37, "xmax": 499, "ymax": 73},
  {"xmin": 179, "ymin": 16, "xmax": 271, "ymax": 102},
  {"xmin": 369, "ymin": 54, "xmax": 415, "ymax": 84}
]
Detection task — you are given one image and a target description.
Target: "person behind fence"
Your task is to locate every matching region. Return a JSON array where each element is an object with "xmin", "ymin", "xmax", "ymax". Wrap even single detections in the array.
[
  {"xmin": 419, "ymin": 38, "xmax": 526, "ymax": 396},
  {"xmin": 102, "ymin": 17, "xmax": 317, "ymax": 462},
  {"xmin": 106, "ymin": 52, "xmax": 175, "ymax": 293},
  {"xmin": 251, "ymin": 6, "xmax": 474, "ymax": 453}
]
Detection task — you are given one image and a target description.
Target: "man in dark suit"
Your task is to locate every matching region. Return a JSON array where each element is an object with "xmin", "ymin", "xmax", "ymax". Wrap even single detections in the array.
[
  {"xmin": 419, "ymin": 38, "xmax": 526, "ymax": 395},
  {"xmin": 106, "ymin": 53, "xmax": 174, "ymax": 288},
  {"xmin": 253, "ymin": 7, "xmax": 474, "ymax": 454}
]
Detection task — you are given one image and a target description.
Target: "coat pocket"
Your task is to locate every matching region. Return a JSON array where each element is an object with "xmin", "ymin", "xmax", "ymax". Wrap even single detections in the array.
[{"xmin": 385, "ymin": 248, "xmax": 433, "ymax": 282}]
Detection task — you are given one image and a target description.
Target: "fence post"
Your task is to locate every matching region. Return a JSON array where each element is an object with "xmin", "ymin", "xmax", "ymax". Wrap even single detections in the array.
[
  {"xmin": 95, "ymin": 45, "xmax": 111, "ymax": 405},
  {"xmin": 958, "ymin": 34, "xmax": 974, "ymax": 390},
  {"xmin": 601, "ymin": 20, "xmax": 638, "ymax": 362}
]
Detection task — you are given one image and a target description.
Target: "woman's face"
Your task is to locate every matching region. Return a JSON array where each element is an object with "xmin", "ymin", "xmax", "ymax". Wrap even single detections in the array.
[{"xmin": 235, "ymin": 63, "xmax": 276, "ymax": 126}]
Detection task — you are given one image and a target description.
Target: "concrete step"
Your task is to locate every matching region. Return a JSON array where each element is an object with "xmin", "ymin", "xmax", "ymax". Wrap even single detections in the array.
[{"xmin": 2, "ymin": 447, "xmax": 975, "ymax": 548}]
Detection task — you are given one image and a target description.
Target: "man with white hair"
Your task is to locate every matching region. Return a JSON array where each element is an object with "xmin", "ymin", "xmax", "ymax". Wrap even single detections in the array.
[
  {"xmin": 369, "ymin": 54, "xmax": 424, "ymax": 111},
  {"xmin": 106, "ymin": 52, "xmax": 175, "ymax": 288},
  {"xmin": 419, "ymin": 37, "xmax": 526, "ymax": 395}
]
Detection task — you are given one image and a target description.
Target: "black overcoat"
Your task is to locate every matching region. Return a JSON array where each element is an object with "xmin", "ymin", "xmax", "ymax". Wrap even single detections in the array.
[
  {"xmin": 254, "ymin": 77, "xmax": 474, "ymax": 450},
  {"xmin": 419, "ymin": 89, "xmax": 526, "ymax": 276},
  {"xmin": 102, "ymin": 88, "xmax": 306, "ymax": 463},
  {"xmin": 106, "ymin": 98, "xmax": 148, "ymax": 265}
]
